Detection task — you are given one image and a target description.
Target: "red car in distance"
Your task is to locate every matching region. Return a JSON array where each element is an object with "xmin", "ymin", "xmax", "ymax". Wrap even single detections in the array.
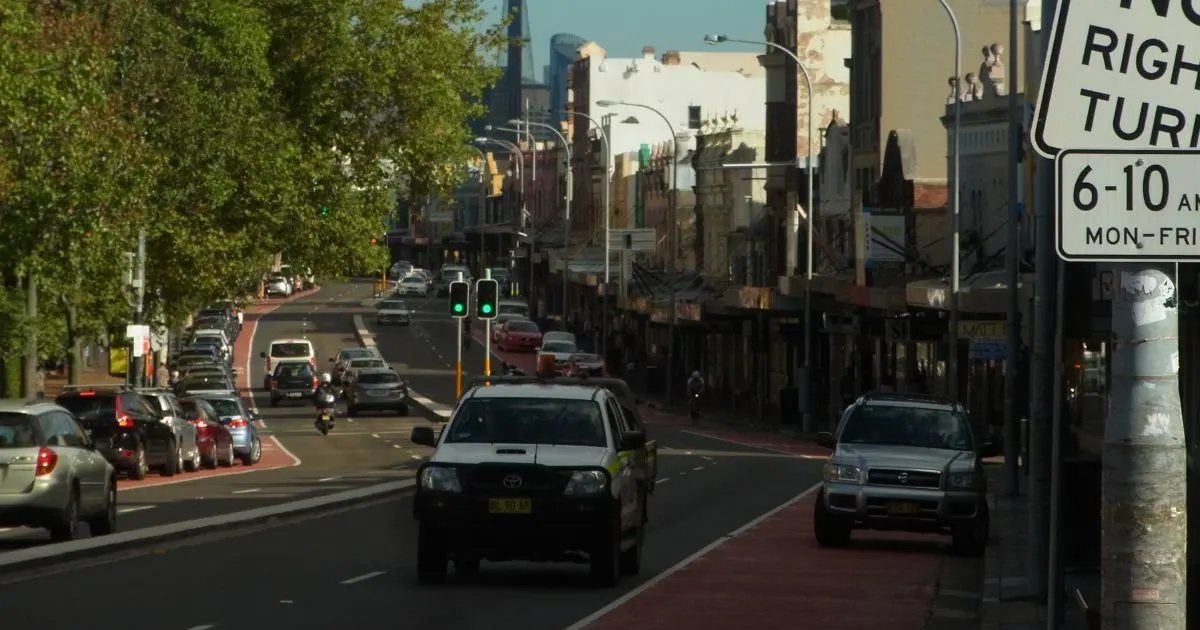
[
  {"xmin": 178, "ymin": 397, "xmax": 238, "ymax": 468},
  {"xmin": 565, "ymin": 353, "xmax": 606, "ymax": 377},
  {"xmin": 496, "ymin": 319, "xmax": 543, "ymax": 352}
]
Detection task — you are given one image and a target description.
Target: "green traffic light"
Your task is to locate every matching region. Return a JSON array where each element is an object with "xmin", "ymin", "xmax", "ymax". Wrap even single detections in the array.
[
  {"xmin": 320, "ymin": 207, "xmax": 328, "ymax": 216},
  {"xmin": 453, "ymin": 303, "xmax": 464, "ymax": 313},
  {"xmin": 481, "ymin": 304, "xmax": 492, "ymax": 314}
]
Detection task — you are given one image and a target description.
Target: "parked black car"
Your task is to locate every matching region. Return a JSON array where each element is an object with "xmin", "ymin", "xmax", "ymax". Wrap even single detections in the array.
[{"xmin": 55, "ymin": 384, "xmax": 179, "ymax": 479}]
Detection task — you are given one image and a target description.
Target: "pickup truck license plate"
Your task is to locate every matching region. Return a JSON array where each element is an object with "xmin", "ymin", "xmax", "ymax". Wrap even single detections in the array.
[
  {"xmin": 286, "ymin": 392, "xmax": 303, "ymax": 398},
  {"xmin": 488, "ymin": 498, "xmax": 531, "ymax": 514},
  {"xmin": 887, "ymin": 501, "xmax": 920, "ymax": 515}
]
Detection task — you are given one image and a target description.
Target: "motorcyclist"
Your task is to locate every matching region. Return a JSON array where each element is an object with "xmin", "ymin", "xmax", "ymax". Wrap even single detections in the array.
[{"xmin": 314, "ymin": 372, "xmax": 337, "ymax": 424}]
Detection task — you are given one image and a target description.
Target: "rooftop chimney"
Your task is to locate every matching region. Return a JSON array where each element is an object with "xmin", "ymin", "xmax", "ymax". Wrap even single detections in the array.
[
  {"xmin": 641, "ymin": 46, "xmax": 655, "ymax": 59},
  {"xmin": 662, "ymin": 50, "xmax": 681, "ymax": 65}
]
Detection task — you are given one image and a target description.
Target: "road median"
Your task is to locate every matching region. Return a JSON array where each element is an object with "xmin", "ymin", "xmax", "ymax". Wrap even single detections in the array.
[{"xmin": 0, "ymin": 479, "xmax": 413, "ymax": 574}]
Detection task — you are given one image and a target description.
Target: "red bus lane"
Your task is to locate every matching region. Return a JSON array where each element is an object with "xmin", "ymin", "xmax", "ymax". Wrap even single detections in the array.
[
  {"xmin": 572, "ymin": 489, "xmax": 945, "ymax": 630},
  {"xmin": 116, "ymin": 292, "xmax": 310, "ymax": 490}
]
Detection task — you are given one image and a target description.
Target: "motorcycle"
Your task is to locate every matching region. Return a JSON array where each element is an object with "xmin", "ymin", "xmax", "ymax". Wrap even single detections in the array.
[
  {"xmin": 315, "ymin": 391, "xmax": 337, "ymax": 435},
  {"xmin": 689, "ymin": 393, "xmax": 701, "ymax": 425}
]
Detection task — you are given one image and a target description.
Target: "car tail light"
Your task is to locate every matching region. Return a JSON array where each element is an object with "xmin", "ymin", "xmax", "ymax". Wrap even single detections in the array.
[
  {"xmin": 78, "ymin": 390, "xmax": 96, "ymax": 397},
  {"xmin": 116, "ymin": 414, "xmax": 135, "ymax": 428},
  {"xmin": 311, "ymin": 376, "xmax": 319, "ymax": 388},
  {"xmin": 190, "ymin": 417, "xmax": 208, "ymax": 430},
  {"xmin": 270, "ymin": 378, "xmax": 279, "ymax": 389},
  {"xmin": 227, "ymin": 417, "xmax": 248, "ymax": 428},
  {"xmin": 35, "ymin": 447, "xmax": 57, "ymax": 476}
]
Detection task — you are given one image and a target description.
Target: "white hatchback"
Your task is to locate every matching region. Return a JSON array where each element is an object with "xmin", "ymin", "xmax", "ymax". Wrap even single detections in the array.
[{"xmin": 259, "ymin": 338, "xmax": 316, "ymax": 390}]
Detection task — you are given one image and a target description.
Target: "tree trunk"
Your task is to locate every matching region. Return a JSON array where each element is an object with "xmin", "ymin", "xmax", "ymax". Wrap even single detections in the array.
[{"xmin": 64, "ymin": 299, "xmax": 82, "ymax": 384}]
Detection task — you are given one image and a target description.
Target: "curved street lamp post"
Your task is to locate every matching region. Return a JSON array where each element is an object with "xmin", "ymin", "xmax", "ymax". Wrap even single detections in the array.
[{"xmin": 509, "ymin": 120, "xmax": 573, "ymax": 324}]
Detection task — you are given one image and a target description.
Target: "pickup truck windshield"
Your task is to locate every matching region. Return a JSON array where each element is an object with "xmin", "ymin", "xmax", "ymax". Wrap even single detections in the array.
[
  {"xmin": 446, "ymin": 398, "xmax": 606, "ymax": 447},
  {"xmin": 839, "ymin": 406, "xmax": 973, "ymax": 451}
]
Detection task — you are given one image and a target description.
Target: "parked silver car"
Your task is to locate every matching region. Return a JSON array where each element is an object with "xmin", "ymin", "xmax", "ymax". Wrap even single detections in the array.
[
  {"xmin": 0, "ymin": 400, "xmax": 117, "ymax": 541},
  {"xmin": 812, "ymin": 392, "xmax": 997, "ymax": 556},
  {"xmin": 137, "ymin": 389, "xmax": 202, "ymax": 473}
]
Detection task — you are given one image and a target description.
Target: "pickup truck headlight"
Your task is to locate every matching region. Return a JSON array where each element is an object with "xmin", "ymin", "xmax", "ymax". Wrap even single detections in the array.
[
  {"xmin": 824, "ymin": 462, "xmax": 863, "ymax": 483},
  {"xmin": 564, "ymin": 470, "xmax": 608, "ymax": 495},
  {"xmin": 948, "ymin": 472, "xmax": 977, "ymax": 489},
  {"xmin": 420, "ymin": 466, "xmax": 461, "ymax": 492}
]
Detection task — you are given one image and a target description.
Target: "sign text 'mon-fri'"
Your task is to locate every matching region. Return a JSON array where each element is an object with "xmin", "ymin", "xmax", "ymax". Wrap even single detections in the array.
[{"xmin": 1033, "ymin": 0, "xmax": 1200, "ymax": 157}]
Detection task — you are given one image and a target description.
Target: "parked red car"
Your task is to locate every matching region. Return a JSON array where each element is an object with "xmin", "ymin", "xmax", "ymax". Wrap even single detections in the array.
[
  {"xmin": 178, "ymin": 397, "xmax": 238, "ymax": 468},
  {"xmin": 496, "ymin": 319, "xmax": 543, "ymax": 352}
]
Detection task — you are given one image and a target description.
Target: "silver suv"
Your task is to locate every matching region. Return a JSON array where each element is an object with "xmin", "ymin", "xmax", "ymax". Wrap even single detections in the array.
[{"xmin": 812, "ymin": 393, "xmax": 996, "ymax": 556}]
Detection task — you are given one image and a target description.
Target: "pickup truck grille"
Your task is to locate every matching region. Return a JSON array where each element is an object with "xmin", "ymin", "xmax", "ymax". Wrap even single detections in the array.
[
  {"xmin": 866, "ymin": 468, "xmax": 941, "ymax": 489},
  {"xmin": 460, "ymin": 464, "xmax": 568, "ymax": 495}
]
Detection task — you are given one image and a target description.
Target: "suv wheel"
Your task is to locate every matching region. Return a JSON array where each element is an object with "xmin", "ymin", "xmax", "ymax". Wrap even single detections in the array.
[
  {"xmin": 951, "ymin": 502, "xmax": 990, "ymax": 557},
  {"xmin": 160, "ymin": 439, "xmax": 178, "ymax": 477},
  {"xmin": 416, "ymin": 524, "xmax": 448, "ymax": 584},
  {"xmin": 812, "ymin": 489, "xmax": 852, "ymax": 547},
  {"xmin": 129, "ymin": 445, "xmax": 148, "ymax": 481},
  {"xmin": 590, "ymin": 515, "xmax": 621, "ymax": 587}
]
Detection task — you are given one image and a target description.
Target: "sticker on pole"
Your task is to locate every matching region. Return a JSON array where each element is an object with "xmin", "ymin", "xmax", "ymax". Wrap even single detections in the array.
[
  {"xmin": 1032, "ymin": 0, "xmax": 1200, "ymax": 157},
  {"xmin": 1055, "ymin": 149, "xmax": 1200, "ymax": 261}
]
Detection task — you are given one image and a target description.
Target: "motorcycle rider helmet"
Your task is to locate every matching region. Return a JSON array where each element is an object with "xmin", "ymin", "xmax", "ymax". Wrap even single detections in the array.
[
  {"xmin": 321, "ymin": 372, "xmax": 332, "ymax": 384},
  {"xmin": 692, "ymin": 371, "xmax": 701, "ymax": 379}
]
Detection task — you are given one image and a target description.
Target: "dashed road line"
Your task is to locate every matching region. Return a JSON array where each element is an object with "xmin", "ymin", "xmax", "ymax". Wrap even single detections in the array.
[{"xmin": 341, "ymin": 570, "xmax": 386, "ymax": 585}]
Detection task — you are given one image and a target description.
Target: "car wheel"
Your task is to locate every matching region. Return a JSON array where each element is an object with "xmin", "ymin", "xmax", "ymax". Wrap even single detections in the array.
[
  {"xmin": 590, "ymin": 514, "xmax": 621, "ymax": 587},
  {"xmin": 85, "ymin": 481, "xmax": 117, "ymax": 536},
  {"xmin": 416, "ymin": 524, "xmax": 448, "ymax": 584},
  {"xmin": 49, "ymin": 487, "xmax": 81, "ymax": 542},
  {"xmin": 129, "ymin": 445, "xmax": 147, "ymax": 481},
  {"xmin": 951, "ymin": 501, "xmax": 990, "ymax": 557},
  {"xmin": 184, "ymin": 444, "xmax": 201, "ymax": 472},
  {"xmin": 203, "ymin": 443, "xmax": 218, "ymax": 469},
  {"xmin": 241, "ymin": 438, "xmax": 261, "ymax": 466},
  {"xmin": 219, "ymin": 441, "xmax": 235, "ymax": 467},
  {"xmin": 812, "ymin": 489, "xmax": 852, "ymax": 547},
  {"xmin": 619, "ymin": 523, "xmax": 644, "ymax": 576},
  {"xmin": 159, "ymin": 439, "xmax": 178, "ymax": 477}
]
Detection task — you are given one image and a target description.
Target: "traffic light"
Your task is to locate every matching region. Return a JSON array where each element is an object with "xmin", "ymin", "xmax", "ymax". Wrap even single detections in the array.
[
  {"xmin": 476, "ymin": 279, "xmax": 498, "ymax": 319},
  {"xmin": 321, "ymin": 206, "xmax": 329, "ymax": 216},
  {"xmin": 449, "ymin": 281, "xmax": 469, "ymax": 318}
]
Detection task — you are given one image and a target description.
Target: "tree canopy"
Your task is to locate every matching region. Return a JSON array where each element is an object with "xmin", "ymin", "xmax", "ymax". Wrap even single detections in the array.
[{"xmin": 0, "ymin": 0, "xmax": 505, "ymax": 375}]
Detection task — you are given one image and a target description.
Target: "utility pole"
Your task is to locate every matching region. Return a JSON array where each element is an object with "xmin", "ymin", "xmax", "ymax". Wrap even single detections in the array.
[
  {"xmin": 129, "ymin": 230, "xmax": 147, "ymax": 387},
  {"xmin": 1001, "ymin": 0, "xmax": 1022, "ymax": 497},
  {"xmin": 1027, "ymin": 0, "xmax": 1057, "ymax": 602},
  {"xmin": 1102, "ymin": 264, "xmax": 1186, "ymax": 630},
  {"xmin": 21, "ymin": 272, "xmax": 38, "ymax": 399}
]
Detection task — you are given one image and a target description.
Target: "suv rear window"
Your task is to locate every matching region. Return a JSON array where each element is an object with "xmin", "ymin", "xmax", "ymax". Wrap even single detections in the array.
[
  {"xmin": 275, "ymin": 363, "xmax": 315, "ymax": 378},
  {"xmin": 0, "ymin": 413, "xmax": 38, "ymax": 448},
  {"xmin": 840, "ymin": 404, "xmax": 973, "ymax": 451},
  {"xmin": 508, "ymin": 321, "xmax": 538, "ymax": 333},
  {"xmin": 56, "ymin": 393, "xmax": 118, "ymax": 421},
  {"xmin": 271, "ymin": 343, "xmax": 311, "ymax": 358},
  {"xmin": 358, "ymin": 372, "xmax": 400, "ymax": 385},
  {"xmin": 203, "ymin": 398, "xmax": 244, "ymax": 417}
]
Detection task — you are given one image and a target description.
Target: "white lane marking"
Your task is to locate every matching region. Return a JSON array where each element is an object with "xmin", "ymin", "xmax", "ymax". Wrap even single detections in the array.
[
  {"xmin": 340, "ymin": 570, "xmax": 386, "ymax": 585},
  {"xmin": 117, "ymin": 505, "xmax": 155, "ymax": 514},
  {"xmin": 317, "ymin": 476, "xmax": 339, "ymax": 482},
  {"xmin": 371, "ymin": 433, "xmax": 380, "ymax": 438},
  {"xmin": 656, "ymin": 477, "xmax": 669, "ymax": 484},
  {"xmin": 392, "ymin": 444, "xmax": 402, "ymax": 448},
  {"xmin": 231, "ymin": 488, "xmax": 260, "ymax": 494},
  {"xmin": 410, "ymin": 454, "xmax": 422, "ymax": 459},
  {"xmin": 562, "ymin": 482, "xmax": 823, "ymax": 630},
  {"xmin": 186, "ymin": 625, "xmax": 217, "ymax": 630},
  {"xmin": 679, "ymin": 429, "xmax": 814, "ymax": 458},
  {"xmin": 702, "ymin": 456, "xmax": 715, "ymax": 462},
  {"xmin": 692, "ymin": 466, "xmax": 704, "ymax": 472}
]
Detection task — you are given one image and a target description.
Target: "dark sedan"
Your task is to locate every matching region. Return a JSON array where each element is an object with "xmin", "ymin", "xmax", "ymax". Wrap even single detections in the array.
[{"xmin": 269, "ymin": 361, "xmax": 320, "ymax": 406}]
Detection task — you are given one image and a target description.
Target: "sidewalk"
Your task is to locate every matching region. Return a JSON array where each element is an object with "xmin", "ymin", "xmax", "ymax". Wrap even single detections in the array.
[{"xmin": 573, "ymin": 486, "xmax": 977, "ymax": 630}]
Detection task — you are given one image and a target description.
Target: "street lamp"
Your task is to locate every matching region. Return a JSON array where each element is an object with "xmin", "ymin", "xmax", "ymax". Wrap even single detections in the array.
[
  {"xmin": 933, "ymin": 1, "xmax": 963, "ymax": 402},
  {"xmin": 706, "ymin": 33, "xmax": 817, "ymax": 431},
  {"xmin": 596, "ymin": 98, "xmax": 682, "ymax": 404},
  {"xmin": 487, "ymin": 124, "xmax": 536, "ymax": 181},
  {"xmin": 510, "ymin": 119, "xmax": 573, "ymax": 326},
  {"xmin": 474, "ymin": 137, "xmax": 523, "ymax": 277}
]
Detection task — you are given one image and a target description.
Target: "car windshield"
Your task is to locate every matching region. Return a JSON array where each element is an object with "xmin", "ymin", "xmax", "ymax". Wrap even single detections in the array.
[
  {"xmin": 56, "ymin": 394, "xmax": 116, "ymax": 420},
  {"xmin": 508, "ymin": 321, "xmax": 539, "ymax": 333},
  {"xmin": 499, "ymin": 303, "xmax": 529, "ymax": 317},
  {"xmin": 573, "ymin": 354, "xmax": 601, "ymax": 363},
  {"xmin": 0, "ymin": 413, "xmax": 39, "ymax": 448},
  {"xmin": 839, "ymin": 405, "xmax": 973, "ymax": 451},
  {"xmin": 338, "ymin": 349, "xmax": 373, "ymax": 362},
  {"xmin": 402, "ymin": 277, "xmax": 423, "ymax": 284},
  {"xmin": 349, "ymin": 359, "xmax": 386, "ymax": 369},
  {"xmin": 381, "ymin": 301, "xmax": 406, "ymax": 309},
  {"xmin": 543, "ymin": 341, "xmax": 576, "ymax": 354},
  {"xmin": 271, "ymin": 343, "xmax": 311, "ymax": 358},
  {"xmin": 193, "ymin": 336, "xmax": 221, "ymax": 346},
  {"xmin": 176, "ymin": 377, "xmax": 230, "ymax": 391},
  {"xmin": 202, "ymin": 398, "xmax": 244, "ymax": 417},
  {"xmin": 358, "ymin": 372, "xmax": 401, "ymax": 385},
  {"xmin": 446, "ymin": 398, "xmax": 606, "ymax": 447}
]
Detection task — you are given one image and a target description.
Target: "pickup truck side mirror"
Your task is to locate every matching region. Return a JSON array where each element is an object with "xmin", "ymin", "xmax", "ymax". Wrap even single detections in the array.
[
  {"xmin": 410, "ymin": 426, "xmax": 437, "ymax": 447},
  {"xmin": 814, "ymin": 432, "xmax": 836, "ymax": 449},
  {"xmin": 618, "ymin": 431, "xmax": 646, "ymax": 451}
]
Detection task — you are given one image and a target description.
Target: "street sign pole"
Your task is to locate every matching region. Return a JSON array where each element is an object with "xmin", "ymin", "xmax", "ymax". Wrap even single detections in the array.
[
  {"xmin": 1054, "ymin": 149, "xmax": 1192, "ymax": 630},
  {"xmin": 455, "ymin": 317, "xmax": 463, "ymax": 400},
  {"xmin": 484, "ymin": 268, "xmax": 492, "ymax": 381}
]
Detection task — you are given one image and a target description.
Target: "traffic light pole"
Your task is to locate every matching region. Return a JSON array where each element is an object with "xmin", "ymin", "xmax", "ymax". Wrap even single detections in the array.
[
  {"xmin": 455, "ymin": 317, "xmax": 463, "ymax": 400},
  {"xmin": 483, "ymin": 269, "xmax": 492, "ymax": 380}
]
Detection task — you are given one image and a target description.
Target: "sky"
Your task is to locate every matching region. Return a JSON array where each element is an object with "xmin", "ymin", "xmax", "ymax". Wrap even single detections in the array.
[{"xmin": 480, "ymin": 0, "xmax": 768, "ymax": 73}]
